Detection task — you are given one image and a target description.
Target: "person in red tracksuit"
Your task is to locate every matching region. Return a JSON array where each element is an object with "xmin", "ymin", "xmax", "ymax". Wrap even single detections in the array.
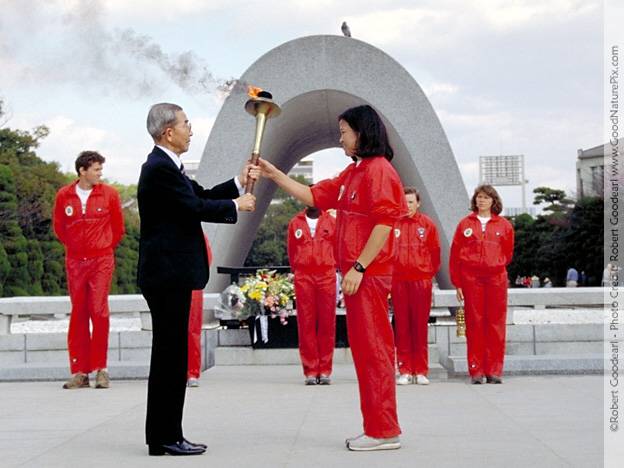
[
  {"xmin": 287, "ymin": 206, "xmax": 337, "ymax": 385},
  {"xmin": 449, "ymin": 184, "xmax": 514, "ymax": 385},
  {"xmin": 187, "ymin": 235, "xmax": 213, "ymax": 388},
  {"xmin": 258, "ymin": 105, "xmax": 406, "ymax": 452},
  {"xmin": 53, "ymin": 151, "xmax": 124, "ymax": 390},
  {"xmin": 392, "ymin": 187, "xmax": 440, "ymax": 386}
]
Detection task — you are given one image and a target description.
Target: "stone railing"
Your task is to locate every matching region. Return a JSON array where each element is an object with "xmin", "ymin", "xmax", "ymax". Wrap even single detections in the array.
[
  {"xmin": 0, "ymin": 294, "xmax": 220, "ymax": 334},
  {"xmin": 0, "ymin": 287, "xmax": 605, "ymax": 335}
]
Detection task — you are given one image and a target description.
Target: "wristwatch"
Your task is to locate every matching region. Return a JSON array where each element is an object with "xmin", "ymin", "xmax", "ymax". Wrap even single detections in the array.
[{"xmin": 353, "ymin": 261, "xmax": 366, "ymax": 273}]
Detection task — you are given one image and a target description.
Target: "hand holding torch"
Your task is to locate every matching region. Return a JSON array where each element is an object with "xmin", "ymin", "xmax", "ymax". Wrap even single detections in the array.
[{"xmin": 244, "ymin": 86, "xmax": 281, "ymax": 193}]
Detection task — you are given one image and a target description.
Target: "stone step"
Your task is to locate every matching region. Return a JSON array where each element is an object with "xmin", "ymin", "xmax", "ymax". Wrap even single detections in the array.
[
  {"xmin": 216, "ymin": 345, "xmax": 441, "ymax": 368},
  {"xmin": 443, "ymin": 353, "xmax": 604, "ymax": 376},
  {"xmin": 0, "ymin": 361, "xmax": 150, "ymax": 382}
]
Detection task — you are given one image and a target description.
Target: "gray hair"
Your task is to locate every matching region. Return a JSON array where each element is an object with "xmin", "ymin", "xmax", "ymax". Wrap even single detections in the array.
[{"xmin": 146, "ymin": 103, "xmax": 183, "ymax": 141}]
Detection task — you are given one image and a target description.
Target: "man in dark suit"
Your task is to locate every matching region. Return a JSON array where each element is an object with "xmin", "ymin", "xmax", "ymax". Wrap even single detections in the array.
[{"xmin": 138, "ymin": 102, "xmax": 256, "ymax": 456}]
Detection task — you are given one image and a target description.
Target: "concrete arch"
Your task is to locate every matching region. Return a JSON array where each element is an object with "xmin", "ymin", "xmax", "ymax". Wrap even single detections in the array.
[{"xmin": 198, "ymin": 35, "xmax": 468, "ymax": 292}]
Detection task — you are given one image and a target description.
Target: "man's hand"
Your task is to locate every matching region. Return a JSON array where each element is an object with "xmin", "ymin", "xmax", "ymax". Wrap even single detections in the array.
[
  {"xmin": 240, "ymin": 162, "xmax": 260, "ymax": 187},
  {"xmin": 456, "ymin": 288, "xmax": 464, "ymax": 303},
  {"xmin": 235, "ymin": 193, "xmax": 256, "ymax": 212},
  {"xmin": 341, "ymin": 268, "xmax": 363, "ymax": 296}
]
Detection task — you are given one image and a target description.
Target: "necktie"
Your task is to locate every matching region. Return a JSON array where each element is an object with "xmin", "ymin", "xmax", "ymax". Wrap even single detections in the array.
[{"xmin": 180, "ymin": 164, "xmax": 185, "ymax": 175}]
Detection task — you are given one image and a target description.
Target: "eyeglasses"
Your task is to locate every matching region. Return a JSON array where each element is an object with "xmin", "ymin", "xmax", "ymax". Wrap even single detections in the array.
[{"xmin": 161, "ymin": 120, "xmax": 192, "ymax": 136}]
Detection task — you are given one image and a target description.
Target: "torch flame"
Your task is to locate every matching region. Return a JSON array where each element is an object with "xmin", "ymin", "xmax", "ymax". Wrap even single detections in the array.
[{"xmin": 248, "ymin": 86, "xmax": 263, "ymax": 98}]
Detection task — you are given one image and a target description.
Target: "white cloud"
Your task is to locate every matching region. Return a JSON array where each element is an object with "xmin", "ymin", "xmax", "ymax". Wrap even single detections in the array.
[
  {"xmin": 422, "ymin": 82, "xmax": 460, "ymax": 97},
  {"xmin": 101, "ymin": 0, "xmax": 232, "ymax": 20},
  {"xmin": 338, "ymin": 0, "xmax": 599, "ymax": 54},
  {"xmin": 472, "ymin": 0, "xmax": 600, "ymax": 30},
  {"xmin": 346, "ymin": 8, "xmax": 454, "ymax": 49},
  {"xmin": 26, "ymin": 115, "xmax": 142, "ymax": 183}
]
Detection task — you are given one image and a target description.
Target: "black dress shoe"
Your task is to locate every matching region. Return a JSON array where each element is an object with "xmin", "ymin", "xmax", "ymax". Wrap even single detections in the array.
[
  {"xmin": 486, "ymin": 375, "xmax": 503, "ymax": 384},
  {"xmin": 148, "ymin": 440, "xmax": 206, "ymax": 456},
  {"xmin": 183, "ymin": 438, "xmax": 207, "ymax": 450}
]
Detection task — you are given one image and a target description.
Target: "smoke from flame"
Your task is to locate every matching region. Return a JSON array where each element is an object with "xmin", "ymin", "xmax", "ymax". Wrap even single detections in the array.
[{"xmin": 0, "ymin": 0, "xmax": 244, "ymax": 100}]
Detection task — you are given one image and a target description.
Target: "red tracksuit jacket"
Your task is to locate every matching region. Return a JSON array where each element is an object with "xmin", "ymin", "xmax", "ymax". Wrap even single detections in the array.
[
  {"xmin": 53, "ymin": 181, "xmax": 125, "ymax": 259},
  {"xmin": 393, "ymin": 212, "xmax": 441, "ymax": 281},
  {"xmin": 311, "ymin": 156, "xmax": 407, "ymax": 275},
  {"xmin": 287, "ymin": 210, "xmax": 336, "ymax": 274},
  {"xmin": 449, "ymin": 212, "xmax": 514, "ymax": 287}
]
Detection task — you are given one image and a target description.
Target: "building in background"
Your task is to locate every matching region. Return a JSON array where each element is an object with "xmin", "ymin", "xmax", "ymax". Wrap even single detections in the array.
[
  {"xmin": 576, "ymin": 144, "xmax": 605, "ymax": 198},
  {"xmin": 288, "ymin": 158, "xmax": 313, "ymax": 183},
  {"xmin": 504, "ymin": 207, "xmax": 537, "ymax": 218},
  {"xmin": 479, "ymin": 154, "xmax": 529, "ymax": 213}
]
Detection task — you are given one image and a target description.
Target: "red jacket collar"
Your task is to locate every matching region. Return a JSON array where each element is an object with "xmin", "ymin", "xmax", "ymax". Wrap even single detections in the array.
[
  {"xmin": 69, "ymin": 179, "xmax": 104, "ymax": 194},
  {"xmin": 468, "ymin": 211, "xmax": 500, "ymax": 221}
]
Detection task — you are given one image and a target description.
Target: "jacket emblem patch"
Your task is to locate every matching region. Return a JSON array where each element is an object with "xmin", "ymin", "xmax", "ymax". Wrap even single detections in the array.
[
  {"xmin": 338, "ymin": 185, "xmax": 345, "ymax": 201},
  {"xmin": 463, "ymin": 228, "xmax": 473, "ymax": 237},
  {"xmin": 418, "ymin": 227, "xmax": 425, "ymax": 237},
  {"xmin": 394, "ymin": 228, "xmax": 401, "ymax": 238},
  {"xmin": 65, "ymin": 206, "xmax": 74, "ymax": 217},
  {"xmin": 295, "ymin": 228, "xmax": 303, "ymax": 239}
]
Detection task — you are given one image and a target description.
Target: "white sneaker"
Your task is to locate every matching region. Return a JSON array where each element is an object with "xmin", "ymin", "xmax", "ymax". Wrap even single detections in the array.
[
  {"xmin": 396, "ymin": 374, "xmax": 412, "ymax": 385},
  {"xmin": 187, "ymin": 378, "xmax": 200, "ymax": 388},
  {"xmin": 347, "ymin": 435, "xmax": 401, "ymax": 451},
  {"xmin": 345, "ymin": 433, "xmax": 365, "ymax": 447},
  {"xmin": 415, "ymin": 374, "xmax": 430, "ymax": 385}
]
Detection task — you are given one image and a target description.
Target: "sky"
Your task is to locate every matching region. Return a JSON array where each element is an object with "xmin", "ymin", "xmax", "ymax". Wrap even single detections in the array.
[{"xmin": 0, "ymin": 0, "xmax": 606, "ymax": 211}]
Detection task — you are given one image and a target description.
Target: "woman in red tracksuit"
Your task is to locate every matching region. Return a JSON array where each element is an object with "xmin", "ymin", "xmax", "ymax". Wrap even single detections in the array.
[
  {"xmin": 187, "ymin": 235, "xmax": 213, "ymax": 387},
  {"xmin": 259, "ymin": 105, "xmax": 406, "ymax": 452},
  {"xmin": 392, "ymin": 187, "xmax": 440, "ymax": 386},
  {"xmin": 287, "ymin": 207, "xmax": 337, "ymax": 385},
  {"xmin": 449, "ymin": 185, "xmax": 514, "ymax": 384}
]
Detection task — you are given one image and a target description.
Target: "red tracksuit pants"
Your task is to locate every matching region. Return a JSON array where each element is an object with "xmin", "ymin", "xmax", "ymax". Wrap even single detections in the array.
[
  {"xmin": 462, "ymin": 271, "xmax": 508, "ymax": 377},
  {"xmin": 344, "ymin": 275, "xmax": 401, "ymax": 439},
  {"xmin": 294, "ymin": 271, "xmax": 337, "ymax": 377},
  {"xmin": 187, "ymin": 290, "xmax": 203, "ymax": 379},
  {"xmin": 391, "ymin": 279, "xmax": 432, "ymax": 376},
  {"xmin": 66, "ymin": 255, "xmax": 114, "ymax": 374}
]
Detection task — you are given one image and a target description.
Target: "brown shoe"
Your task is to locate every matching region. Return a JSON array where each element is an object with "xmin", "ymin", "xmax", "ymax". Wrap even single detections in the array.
[
  {"xmin": 63, "ymin": 373, "xmax": 89, "ymax": 389},
  {"xmin": 95, "ymin": 370, "xmax": 110, "ymax": 389}
]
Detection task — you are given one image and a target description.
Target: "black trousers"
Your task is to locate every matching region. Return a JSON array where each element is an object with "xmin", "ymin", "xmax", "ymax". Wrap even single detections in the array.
[{"xmin": 143, "ymin": 288, "xmax": 192, "ymax": 445}]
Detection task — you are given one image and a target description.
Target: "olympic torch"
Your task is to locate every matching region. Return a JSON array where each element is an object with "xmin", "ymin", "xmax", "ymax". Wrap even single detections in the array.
[{"xmin": 244, "ymin": 86, "xmax": 281, "ymax": 193}]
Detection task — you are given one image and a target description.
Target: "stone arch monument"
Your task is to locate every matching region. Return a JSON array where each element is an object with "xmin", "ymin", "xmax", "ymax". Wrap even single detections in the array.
[{"xmin": 198, "ymin": 35, "xmax": 468, "ymax": 292}]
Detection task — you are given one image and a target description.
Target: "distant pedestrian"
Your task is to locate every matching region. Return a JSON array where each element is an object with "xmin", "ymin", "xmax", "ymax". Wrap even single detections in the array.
[
  {"xmin": 603, "ymin": 264, "xmax": 613, "ymax": 287},
  {"xmin": 566, "ymin": 267, "xmax": 578, "ymax": 287}
]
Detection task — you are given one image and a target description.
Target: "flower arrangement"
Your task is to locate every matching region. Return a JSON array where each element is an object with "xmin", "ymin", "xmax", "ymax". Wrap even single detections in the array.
[{"xmin": 240, "ymin": 269, "xmax": 295, "ymax": 325}]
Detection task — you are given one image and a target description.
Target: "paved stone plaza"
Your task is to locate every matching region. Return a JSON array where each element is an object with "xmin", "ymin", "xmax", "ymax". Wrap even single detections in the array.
[{"xmin": 0, "ymin": 364, "xmax": 602, "ymax": 467}]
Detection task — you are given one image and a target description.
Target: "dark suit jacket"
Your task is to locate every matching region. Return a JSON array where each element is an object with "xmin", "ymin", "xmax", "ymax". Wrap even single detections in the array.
[{"xmin": 137, "ymin": 146, "xmax": 239, "ymax": 291}]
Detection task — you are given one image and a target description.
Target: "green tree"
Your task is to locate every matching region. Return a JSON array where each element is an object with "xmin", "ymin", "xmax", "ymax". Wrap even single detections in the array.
[
  {"xmin": 244, "ymin": 176, "xmax": 307, "ymax": 267},
  {"xmin": 0, "ymin": 243, "xmax": 10, "ymax": 296},
  {"xmin": 0, "ymin": 164, "xmax": 31, "ymax": 295},
  {"xmin": 112, "ymin": 209, "xmax": 140, "ymax": 294},
  {"xmin": 532, "ymin": 186, "xmax": 574, "ymax": 220},
  {"xmin": 509, "ymin": 187, "xmax": 603, "ymax": 286}
]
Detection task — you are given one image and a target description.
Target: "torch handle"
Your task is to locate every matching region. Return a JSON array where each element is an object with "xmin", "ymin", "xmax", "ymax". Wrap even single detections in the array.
[{"xmin": 244, "ymin": 152, "xmax": 260, "ymax": 194}]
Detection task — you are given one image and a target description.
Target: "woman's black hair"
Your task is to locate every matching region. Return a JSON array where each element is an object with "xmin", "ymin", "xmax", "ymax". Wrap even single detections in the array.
[{"xmin": 338, "ymin": 105, "xmax": 394, "ymax": 161}]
